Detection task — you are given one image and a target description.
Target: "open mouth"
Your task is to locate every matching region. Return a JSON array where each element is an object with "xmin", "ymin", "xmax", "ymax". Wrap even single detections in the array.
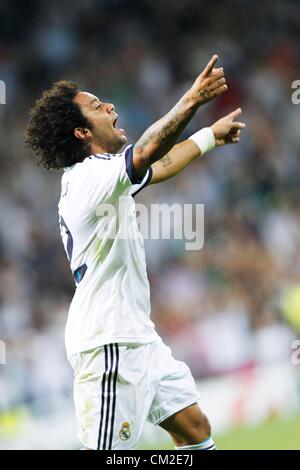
[{"xmin": 112, "ymin": 116, "xmax": 125, "ymax": 134}]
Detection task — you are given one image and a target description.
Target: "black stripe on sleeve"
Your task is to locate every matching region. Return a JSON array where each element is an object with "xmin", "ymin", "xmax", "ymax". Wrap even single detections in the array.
[
  {"xmin": 131, "ymin": 166, "xmax": 153, "ymax": 198},
  {"xmin": 125, "ymin": 145, "xmax": 146, "ymax": 184}
]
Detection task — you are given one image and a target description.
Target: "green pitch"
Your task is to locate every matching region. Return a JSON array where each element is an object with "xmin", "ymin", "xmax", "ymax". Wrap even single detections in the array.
[
  {"xmin": 215, "ymin": 414, "xmax": 300, "ymax": 450},
  {"xmin": 138, "ymin": 414, "xmax": 300, "ymax": 450}
]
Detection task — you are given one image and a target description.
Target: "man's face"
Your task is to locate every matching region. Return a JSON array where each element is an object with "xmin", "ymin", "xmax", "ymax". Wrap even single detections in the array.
[{"xmin": 74, "ymin": 91, "xmax": 127, "ymax": 153}]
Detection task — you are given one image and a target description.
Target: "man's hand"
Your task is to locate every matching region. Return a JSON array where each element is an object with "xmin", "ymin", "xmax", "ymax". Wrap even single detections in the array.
[
  {"xmin": 211, "ymin": 108, "xmax": 246, "ymax": 147},
  {"xmin": 133, "ymin": 54, "xmax": 228, "ymax": 177},
  {"xmin": 188, "ymin": 54, "xmax": 228, "ymax": 105}
]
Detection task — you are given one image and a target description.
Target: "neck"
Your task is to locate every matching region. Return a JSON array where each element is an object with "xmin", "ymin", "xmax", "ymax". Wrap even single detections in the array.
[{"xmin": 91, "ymin": 142, "xmax": 110, "ymax": 155}]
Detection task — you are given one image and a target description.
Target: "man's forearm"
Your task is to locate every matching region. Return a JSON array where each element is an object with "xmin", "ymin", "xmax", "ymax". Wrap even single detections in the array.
[
  {"xmin": 132, "ymin": 54, "xmax": 227, "ymax": 177},
  {"xmin": 150, "ymin": 139, "xmax": 201, "ymax": 184},
  {"xmin": 133, "ymin": 92, "xmax": 198, "ymax": 173},
  {"xmin": 150, "ymin": 107, "xmax": 246, "ymax": 185}
]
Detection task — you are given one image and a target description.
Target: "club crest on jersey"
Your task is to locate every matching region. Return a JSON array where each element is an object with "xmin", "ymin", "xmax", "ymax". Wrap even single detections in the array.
[{"xmin": 119, "ymin": 421, "xmax": 131, "ymax": 441}]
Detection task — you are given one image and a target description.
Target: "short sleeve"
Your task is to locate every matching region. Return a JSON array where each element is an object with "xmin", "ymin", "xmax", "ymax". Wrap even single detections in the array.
[
  {"xmin": 125, "ymin": 144, "xmax": 153, "ymax": 197},
  {"xmin": 80, "ymin": 144, "xmax": 152, "ymax": 207},
  {"xmin": 129, "ymin": 168, "xmax": 153, "ymax": 197}
]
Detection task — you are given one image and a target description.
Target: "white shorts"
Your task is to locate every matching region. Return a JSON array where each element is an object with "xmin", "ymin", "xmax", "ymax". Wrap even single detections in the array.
[{"xmin": 69, "ymin": 338, "xmax": 200, "ymax": 450}]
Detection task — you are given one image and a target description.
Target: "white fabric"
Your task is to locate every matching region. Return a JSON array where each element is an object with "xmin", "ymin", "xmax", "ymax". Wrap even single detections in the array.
[
  {"xmin": 188, "ymin": 127, "xmax": 215, "ymax": 156},
  {"xmin": 58, "ymin": 145, "xmax": 158, "ymax": 359},
  {"xmin": 69, "ymin": 338, "xmax": 200, "ymax": 450},
  {"xmin": 175, "ymin": 437, "xmax": 216, "ymax": 450}
]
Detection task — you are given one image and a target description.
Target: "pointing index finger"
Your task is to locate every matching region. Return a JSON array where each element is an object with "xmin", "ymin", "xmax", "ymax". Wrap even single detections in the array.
[
  {"xmin": 226, "ymin": 107, "xmax": 242, "ymax": 120},
  {"xmin": 202, "ymin": 54, "xmax": 219, "ymax": 77}
]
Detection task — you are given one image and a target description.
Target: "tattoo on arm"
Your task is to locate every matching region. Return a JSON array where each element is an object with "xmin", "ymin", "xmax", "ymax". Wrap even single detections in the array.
[
  {"xmin": 137, "ymin": 113, "xmax": 183, "ymax": 150},
  {"xmin": 160, "ymin": 154, "xmax": 172, "ymax": 167},
  {"xmin": 135, "ymin": 96, "xmax": 197, "ymax": 163}
]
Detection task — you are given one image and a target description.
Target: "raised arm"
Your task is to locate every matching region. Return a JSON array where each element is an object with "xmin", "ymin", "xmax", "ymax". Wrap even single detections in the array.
[
  {"xmin": 133, "ymin": 54, "xmax": 227, "ymax": 177},
  {"xmin": 150, "ymin": 108, "xmax": 246, "ymax": 184}
]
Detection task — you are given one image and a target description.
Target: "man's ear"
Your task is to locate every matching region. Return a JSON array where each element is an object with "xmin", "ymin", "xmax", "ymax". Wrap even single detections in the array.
[{"xmin": 74, "ymin": 127, "xmax": 92, "ymax": 141}]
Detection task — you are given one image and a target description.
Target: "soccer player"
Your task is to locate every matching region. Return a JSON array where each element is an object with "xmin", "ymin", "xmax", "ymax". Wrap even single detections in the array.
[{"xmin": 26, "ymin": 55, "xmax": 245, "ymax": 450}]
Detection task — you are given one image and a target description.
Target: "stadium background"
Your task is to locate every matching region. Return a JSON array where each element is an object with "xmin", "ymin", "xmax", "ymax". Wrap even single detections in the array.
[{"xmin": 0, "ymin": 0, "xmax": 300, "ymax": 449}]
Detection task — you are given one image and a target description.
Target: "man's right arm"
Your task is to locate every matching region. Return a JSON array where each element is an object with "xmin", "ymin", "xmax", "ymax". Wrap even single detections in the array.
[{"xmin": 133, "ymin": 54, "xmax": 227, "ymax": 178}]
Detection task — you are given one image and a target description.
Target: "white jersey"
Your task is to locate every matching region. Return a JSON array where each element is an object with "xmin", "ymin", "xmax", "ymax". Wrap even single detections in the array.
[{"xmin": 58, "ymin": 144, "xmax": 159, "ymax": 359}]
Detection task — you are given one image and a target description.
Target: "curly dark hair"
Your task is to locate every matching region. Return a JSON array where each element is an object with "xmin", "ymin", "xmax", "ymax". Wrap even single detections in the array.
[{"xmin": 25, "ymin": 80, "xmax": 92, "ymax": 169}]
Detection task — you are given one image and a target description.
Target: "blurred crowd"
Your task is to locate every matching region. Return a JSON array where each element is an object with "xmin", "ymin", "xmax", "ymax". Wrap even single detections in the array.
[{"xmin": 0, "ymin": 0, "xmax": 300, "ymax": 410}]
